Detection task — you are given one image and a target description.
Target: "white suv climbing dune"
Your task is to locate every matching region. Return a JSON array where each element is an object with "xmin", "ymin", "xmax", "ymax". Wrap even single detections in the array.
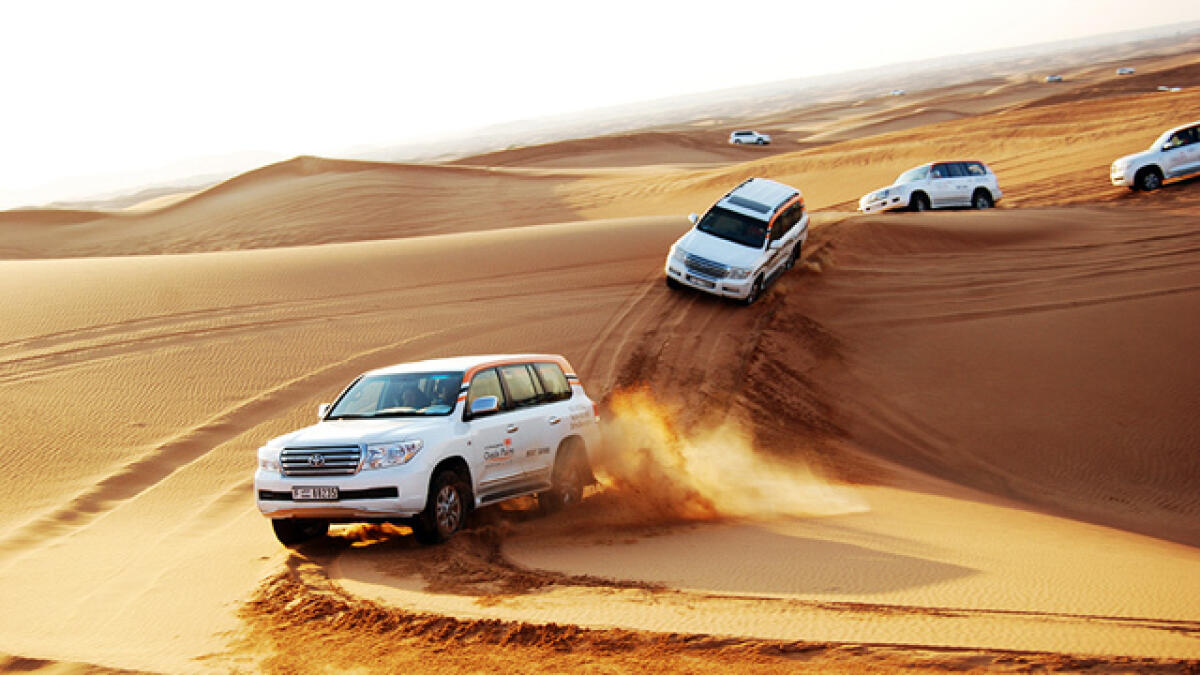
[
  {"xmin": 858, "ymin": 160, "xmax": 1003, "ymax": 213},
  {"xmin": 1110, "ymin": 120, "xmax": 1200, "ymax": 191},
  {"xmin": 664, "ymin": 177, "xmax": 809, "ymax": 305},
  {"xmin": 255, "ymin": 354, "xmax": 600, "ymax": 546}
]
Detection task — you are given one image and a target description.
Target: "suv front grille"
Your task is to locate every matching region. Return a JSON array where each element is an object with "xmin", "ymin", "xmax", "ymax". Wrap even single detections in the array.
[
  {"xmin": 685, "ymin": 253, "xmax": 729, "ymax": 279},
  {"xmin": 281, "ymin": 446, "xmax": 362, "ymax": 476}
]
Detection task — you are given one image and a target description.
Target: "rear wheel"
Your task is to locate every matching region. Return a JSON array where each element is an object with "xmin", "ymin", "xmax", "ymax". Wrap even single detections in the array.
[
  {"xmin": 412, "ymin": 470, "xmax": 470, "ymax": 544},
  {"xmin": 972, "ymin": 190, "xmax": 994, "ymax": 210},
  {"xmin": 910, "ymin": 193, "xmax": 930, "ymax": 212},
  {"xmin": 1136, "ymin": 167, "xmax": 1163, "ymax": 191},
  {"xmin": 271, "ymin": 518, "xmax": 329, "ymax": 546},
  {"xmin": 539, "ymin": 441, "xmax": 587, "ymax": 514}
]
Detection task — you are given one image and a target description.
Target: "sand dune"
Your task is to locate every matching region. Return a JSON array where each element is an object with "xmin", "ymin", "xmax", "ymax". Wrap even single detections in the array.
[{"xmin": 0, "ymin": 45, "xmax": 1198, "ymax": 673}]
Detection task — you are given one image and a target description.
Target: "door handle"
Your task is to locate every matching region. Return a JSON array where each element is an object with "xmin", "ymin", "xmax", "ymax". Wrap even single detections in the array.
[
  {"xmin": 506, "ymin": 424, "xmax": 519, "ymax": 434},
  {"xmin": 548, "ymin": 416, "xmax": 561, "ymax": 425}
]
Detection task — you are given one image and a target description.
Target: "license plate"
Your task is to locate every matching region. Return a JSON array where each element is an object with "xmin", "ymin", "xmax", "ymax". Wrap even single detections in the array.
[
  {"xmin": 292, "ymin": 486, "xmax": 339, "ymax": 501},
  {"xmin": 687, "ymin": 275, "xmax": 715, "ymax": 289}
]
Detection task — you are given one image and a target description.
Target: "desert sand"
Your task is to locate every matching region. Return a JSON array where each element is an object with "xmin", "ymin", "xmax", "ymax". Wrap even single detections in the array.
[{"xmin": 0, "ymin": 43, "xmax": 1198, "ymax": 674}]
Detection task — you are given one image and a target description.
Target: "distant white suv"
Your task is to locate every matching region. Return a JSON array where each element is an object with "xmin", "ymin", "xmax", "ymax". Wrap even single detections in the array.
[
  {"xmin": 858, "ymin": 160, "xmax": 1003, "ymax": 213},
  {"xmin": 255, "ymin": 354, "xmax": 600, "ymax": 546},
  {"xmin": 1110, "ymin": 120, "xmax": 1200, "ymax": 191},
  {"xmin": 729, "ymin": 130, "xmax": 771, "ymax": 145},
  {"xmin": 665, "ymin": 177, "xmax": 808, "ymax": 305}
]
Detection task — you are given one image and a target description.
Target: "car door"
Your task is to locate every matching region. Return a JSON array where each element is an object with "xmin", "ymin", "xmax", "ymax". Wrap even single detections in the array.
[
  {"xmin": 464, "ymin": 368, "xmax": 525, "ymax": 494},
  {"xmin": 928, "ymin": 163, "xmax": 958, "ymax": 207},
  {"xmin": 524, "ymin": 362, "xmax": 575, "ymax": 486},
  {"xmin": 1181, "ymin": 126, "xmax": 1200, "ymax": 175},
  {"xmin": 496, "ymin": 363, "xmax": 549, "ymax": 480},
  {"xmin": 1160, "ymin": 129, "xmax": 1194, "ymax": 178},
  {"xmin": 764, "ymin": 205, "xmax": 796, "ymax": 277}
]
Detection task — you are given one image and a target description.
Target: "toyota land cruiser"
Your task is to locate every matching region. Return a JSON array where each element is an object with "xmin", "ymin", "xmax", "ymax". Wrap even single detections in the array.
[
  {"xmin": 255, "ymin": 354, "xmax": 600, "ymax": 546},
  {"xmin": 664, "ymin": 177, "xmax": 809, "ymax": 305}
]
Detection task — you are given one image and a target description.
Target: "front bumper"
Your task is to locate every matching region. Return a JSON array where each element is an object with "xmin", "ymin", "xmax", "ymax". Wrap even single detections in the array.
[
  {"xmin": 254, "ymin": 466, "xmax": 429, "ymax": 521},
  {"xmin": 858, "ymin": 194, "xmax": 906, "ymax": 214},
  {"xmin": 1110, "ymin": 168, "xmax": 1130, "ymax": 186},
  {"xmin": 666, "ymin": 263, "xmax": 755, "ymax": 299}
]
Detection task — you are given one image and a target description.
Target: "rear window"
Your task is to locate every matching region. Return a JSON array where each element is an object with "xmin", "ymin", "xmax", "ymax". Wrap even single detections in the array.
[
  {"xmin": 965, "ymin": 162, "xmax": 987, "ymax": 176},
  {"xmin": 533, "ymin": 362, "xmax": 572, "ymax": 402}
]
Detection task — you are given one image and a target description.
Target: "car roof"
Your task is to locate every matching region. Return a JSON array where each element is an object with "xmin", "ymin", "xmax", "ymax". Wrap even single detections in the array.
[
  {"xmin": 365, "ymin": 354, "xmax": 574, "ymax": 378},
  {"xmin": 716, "ymin": 177, "xmax": 800, "ymax": 222}
]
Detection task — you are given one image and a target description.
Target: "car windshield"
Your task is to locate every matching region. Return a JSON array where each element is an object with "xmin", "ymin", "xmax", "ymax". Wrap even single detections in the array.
[
  {"xmin": 327, "ymin": 371, "xmax": 463, "ymax": 418},
  {"xmin": 697, "ymin": 206, "xmax": 768, "ymax": 249},
  {"xmin": 896, "ymin": 166, "xmax": 929, "ymax": 183}
]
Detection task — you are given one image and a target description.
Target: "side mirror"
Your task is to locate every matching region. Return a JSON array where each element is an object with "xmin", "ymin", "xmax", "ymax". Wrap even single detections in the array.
[
  {"xmin": 468, "ymin": 395, "xmax": 500, "ymax": 418},
  {"xmin": 1162, "ymin": 144, "xmax": 1173, "ymax": 152},
  {"xmin": 688, "ymin": 213, "xmax": 699, "ymax": 225},
  {"xmin": 318, "ymin": 403, "xmax": 331, "ymax": 420}
]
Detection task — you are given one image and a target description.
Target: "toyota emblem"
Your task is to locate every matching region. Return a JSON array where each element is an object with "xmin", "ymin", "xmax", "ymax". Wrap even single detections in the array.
[{"xmin": 307, "ymin": 453, "xmax": 326, "ymax": 467}]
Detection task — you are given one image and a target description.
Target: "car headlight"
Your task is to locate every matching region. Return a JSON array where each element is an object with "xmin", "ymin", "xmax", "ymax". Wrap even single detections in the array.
[
  {"xmin": 1112, "ymin": 159, "xmax": 1129, "ymax": 171},
  {"xmin": 669, "ymin": 244, "xmax": 687, "ymax": 263},
  {"xmin": 257, "ymin": 447, "xmax": 281, "ymax": 472},
  {"xmin": 364, "ymin": 440, "xmax": 423, "ymax": 470},
  {"xmin": 728, "ymin": 266, "xmax": 753, "ymax": 280}
]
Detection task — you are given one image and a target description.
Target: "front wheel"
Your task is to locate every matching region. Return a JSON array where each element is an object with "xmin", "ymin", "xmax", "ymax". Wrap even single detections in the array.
[
  {"xmin": 910, "ymin": 193, "xmax": 930, "ymax": 212},
  {"xmin": 271, "ymin": 518, "xmax": 329, "ymax": 547},
  {"xmin": 742, "ymin": 277, "xmax": 763, "ymax": 306},
  {"xmin": 412, "ymin": 470, "xmax": 470, "ymax": 544},
  {"xmin": 1136, "ymin": 168, "xmax": 1163, "ymax": 191},
  {"xmin": 972, "ymin": 190, "xmax": 994, "ymax": 210},
  {"xmin": 756, "ymin": 138, "xmax": 766, "ymax": 145},
  {"xmin": 784, "ymin": 241, "xmax": 801, "ymax": 270}
]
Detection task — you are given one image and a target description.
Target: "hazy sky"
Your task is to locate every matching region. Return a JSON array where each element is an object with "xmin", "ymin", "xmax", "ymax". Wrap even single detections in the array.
[{"xmin": 3, "ymin": 0, "xmax": 1198, "ymax": 208}]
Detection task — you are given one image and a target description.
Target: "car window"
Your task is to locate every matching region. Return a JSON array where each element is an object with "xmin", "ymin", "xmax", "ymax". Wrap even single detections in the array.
[
  {"xmin": 329, "ymin": 371, "xmax": 464, "ymax": 418},
  {"xmin": 697, "ymin": 206, "xmax": 769, "ymax": 249},
  {"xmin": 945, "ymin": 163, "xmax": 968, "ymax": 178},
  {"xmin": 771, "ymin": 203, "xmax": 802, "ymax": 240},
  {"xmin": 467, "ymin": 368, "xmax": 506, "ymax": 410},
  {"xmin": 499, "ymin": 364, "xmax": 540, "ymax": 408},
  {"xmin": 533, "ymin": 362, "xmax": 572, "ymax": 402},
  {"xmin": 965, "ymin": 162, "xmax": 987, "ymax": 176},
  {"xmin": 931, "ymin": 164, "xmax": 950, "ymax": 179},
  {"xmin": 897, "ymin": 166, "xmax": 929, "ymax": 183}
]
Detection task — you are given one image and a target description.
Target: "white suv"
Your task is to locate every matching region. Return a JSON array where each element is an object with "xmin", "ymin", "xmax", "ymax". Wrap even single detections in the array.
[
  {"xmin": 729, "ymin": 130, "xmax": 771, "ymax": 145},
  {"xmin": 255, "ymin": 354, "xmax": 600, "ymax": 546},
  {"xmin": 665, "ymin": 177, "xmax": 809, "ymax": 305},
  {"xmin": 858, "ymin": 160, "xmax": 1003, "ymax": 213},
  {"xmin": 1110, "ymin": 120, "xmax": 1200, "ymax": 191}
]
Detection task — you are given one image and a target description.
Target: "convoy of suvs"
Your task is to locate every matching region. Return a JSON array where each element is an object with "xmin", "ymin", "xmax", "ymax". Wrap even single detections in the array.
[{"xmin": 255, "ymin": 99, "xmax": 1197, "ymax": 547}]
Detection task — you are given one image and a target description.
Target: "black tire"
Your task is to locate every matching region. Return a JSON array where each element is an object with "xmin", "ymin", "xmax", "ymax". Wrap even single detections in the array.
[
  {"xmin": 742, "ymin": 277, "xmax": 763, "ymax": 306},
  {"xmin": 756, "ymin": 138, "xmax": 766, "ymax": 145},
  {"xmin": 972, "ymin": 190, "xmax": 994, "ymax": 210},
  {"xmin": 412, "ymin": 470, "xmax": 470, "ymax": 544},
  {"xmin": 271, "ymin": 518, "xmax": 329, "ymax": 546},
  {"xmin": 909, "ymin": 193, "xmax": 930, "ymax": 212},
  {"xmin": 786, "ymin": 241, "xmax": 802, "ymax": 270},
  {"xmin": 1136, "ymin": 168, "xmax": 1163, "ymax": 192},
  {"xmin": 666, "ymin": 275, "xmax": 682, "ymax": 290},
  {"xmin": 539, "ymin": 441, "xmax": 587, "ymax": 514}
]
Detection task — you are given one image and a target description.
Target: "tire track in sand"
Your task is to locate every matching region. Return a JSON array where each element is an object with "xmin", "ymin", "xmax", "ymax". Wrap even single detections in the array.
[{"xmin": 0, "ymin": 329, "xmax": 447, "ymax": 566}]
